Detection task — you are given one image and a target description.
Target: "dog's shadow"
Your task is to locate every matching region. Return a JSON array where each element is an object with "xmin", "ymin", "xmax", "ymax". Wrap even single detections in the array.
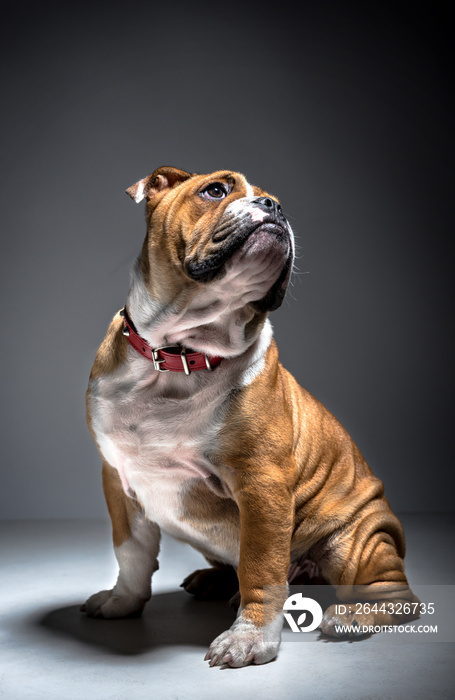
[
  {"xmin": 38, "ymin": 586, "xmax": 370, "ymax": 655},
  {"xmin": 38, "ymin": 590, "xmax": 236, "ymax": 656}
]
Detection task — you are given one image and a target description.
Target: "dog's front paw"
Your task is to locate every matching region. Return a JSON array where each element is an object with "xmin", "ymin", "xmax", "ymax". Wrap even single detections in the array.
[
  {"xmin": 80, "ymin": 589, "xmax": 146, "ymax": 619},
  {"xmin": 205, "ymin": 616, "xmax": 281, "ymax": 668}
]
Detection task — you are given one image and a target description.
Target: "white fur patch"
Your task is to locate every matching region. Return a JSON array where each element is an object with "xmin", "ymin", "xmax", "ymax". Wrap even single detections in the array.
[
  {"xmin": 226, "ymin": 196, "xmax": 255, "ymax": 219},
  {"xmin": 88, "ymin": 321, "xmax": 274, "ymax": 565},
  {"xmin": 83, "ymin": 514, "xmax": 160, "ymax": 618},
  {"xmin": 134, "ymin": 181, "xmax": 145, "ymax": 203},
  {"xmin": 250, "ymin": 207, "xmax": 268, "ymax": 223},
  {"xmin": 239, "ymin": 319, "xmax": 273, "ymax": 387},
  {"xmin": 113, "ymin": 515, "xmax": 160, "ymax": 599}
]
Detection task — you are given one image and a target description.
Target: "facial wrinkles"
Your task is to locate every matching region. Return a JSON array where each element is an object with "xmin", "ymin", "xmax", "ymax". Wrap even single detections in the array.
[
  {"xmin": 188, "ymin": 178, "xmax": 248, "ymax": 260},
  {"xmin": 161, "ymin": 192, "xmax": 188, "ymax": 269},
  {"xmin": 139, "ymin": 284, "xmax": 254, "ymax": 357},
  {"xmin": 144, "ymin": 271, "xmax": 270, "ymax": 357}
]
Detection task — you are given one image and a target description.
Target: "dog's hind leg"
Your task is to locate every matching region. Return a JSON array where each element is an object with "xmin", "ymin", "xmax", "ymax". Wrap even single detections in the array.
[
  {"xmin": 81, "ymin": 460, "xmax": 160, "ymax": 619},
  {"xmin": 181, "ymin": 561, "xmax": 239, "ymax": 601},
  {"xmin": 316, "ymin": 502, "xmax": 420, "ymax": 636}
]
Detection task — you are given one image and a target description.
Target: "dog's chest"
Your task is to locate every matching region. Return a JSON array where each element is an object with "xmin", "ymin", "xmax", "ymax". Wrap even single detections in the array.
[{"xmin": 88, "ymin": 363, "xmax": 229, "ymax": 532}]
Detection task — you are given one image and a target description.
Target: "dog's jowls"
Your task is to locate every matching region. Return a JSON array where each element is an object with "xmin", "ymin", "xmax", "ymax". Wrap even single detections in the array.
[{"xmin": 83, "ymin": 167, "xmax": 418, "ymax": 667}]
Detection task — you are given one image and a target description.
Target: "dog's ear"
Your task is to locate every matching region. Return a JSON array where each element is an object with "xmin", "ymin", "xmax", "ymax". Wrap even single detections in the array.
[{"xmin": 126, "ymin": 167, "xmax": 192, "ymax": 203}]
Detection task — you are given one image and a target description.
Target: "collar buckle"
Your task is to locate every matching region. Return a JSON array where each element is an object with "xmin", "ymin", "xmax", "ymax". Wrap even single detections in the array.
[{"xmin": 151, "ymin": 346, "xmax": 173, "ymax": 373}]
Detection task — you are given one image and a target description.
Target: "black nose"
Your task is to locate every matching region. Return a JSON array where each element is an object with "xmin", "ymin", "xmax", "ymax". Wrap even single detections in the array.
[{"xmin": 252, "ymin": 196, "xmax": 283, "ymax": 217}]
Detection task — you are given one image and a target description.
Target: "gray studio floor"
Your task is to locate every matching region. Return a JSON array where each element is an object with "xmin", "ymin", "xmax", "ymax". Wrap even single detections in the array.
[{"xmin": 1, "ymin": 515, "xmax": 454, "ymax": 700}]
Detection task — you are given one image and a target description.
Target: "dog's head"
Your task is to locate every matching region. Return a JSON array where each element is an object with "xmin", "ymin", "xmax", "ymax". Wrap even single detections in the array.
[{"xmin": 127, "ymin": 167, "xmax": 294, "ymax": 315}]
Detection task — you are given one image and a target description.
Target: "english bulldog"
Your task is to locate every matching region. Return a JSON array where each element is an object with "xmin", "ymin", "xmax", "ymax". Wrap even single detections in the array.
[{"xmin": 82, "ymin": 166, "xmax": 419, "ymax": 667}]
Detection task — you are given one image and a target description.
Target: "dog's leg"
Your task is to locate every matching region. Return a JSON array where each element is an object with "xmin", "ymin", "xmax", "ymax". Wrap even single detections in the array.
[
  {"xmin": 81, "ymin": 461, "xmax": 160, "ymax": 619},
  {"xmin": 317, "ymin": 505, "xmax": 420, "ymax": 636},
  {"xmin": 181, "ymin": 560, "xmax": 239, "ymax": 600},
  {"xmin": 205, "ymin": 473, "xmax": 294, "ymax": 667}
]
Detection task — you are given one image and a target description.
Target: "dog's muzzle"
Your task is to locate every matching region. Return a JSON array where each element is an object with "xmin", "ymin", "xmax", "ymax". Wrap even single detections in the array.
[{"xmin": 185, "ymin": 196, "xmax": 294, "ymax": 311}]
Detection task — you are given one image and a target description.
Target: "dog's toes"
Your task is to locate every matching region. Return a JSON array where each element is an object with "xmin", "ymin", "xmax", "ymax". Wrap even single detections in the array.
[
  {"xmin": 209, "ymin": 654, "xmax": 220, "ymax": 667},
  {"xmin": 82, "ymin": 589, "xmax": 146, "ymax": 619},
  {"xmin": 180, "ymin": 572, "xmax": 195, "ymax": 589},
  {"xmin": 319, "ymin": 604, "xmax": 370, "ymax": 638},
  {"xmin": 206, "ymin": 618, "xmax": 280, "ymax": 668}
]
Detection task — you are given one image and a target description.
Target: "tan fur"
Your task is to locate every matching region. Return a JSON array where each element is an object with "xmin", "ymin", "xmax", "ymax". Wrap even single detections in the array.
[
  {"xmin": 88, "ymin": 312, "xmax": 127, "ymax": 380},
  {"xmin": 102, "ymin": 460, "xmax": 141, "ymax": 548},
  {"xmin": 211, "ymin": 338, "xmax": 414, "ymax": 626}
]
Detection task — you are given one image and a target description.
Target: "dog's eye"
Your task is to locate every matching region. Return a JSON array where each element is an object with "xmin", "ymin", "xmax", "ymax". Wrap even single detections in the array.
[{"xmin": 201, "ymin": 183, "xmax": 227, "ymax": 200}]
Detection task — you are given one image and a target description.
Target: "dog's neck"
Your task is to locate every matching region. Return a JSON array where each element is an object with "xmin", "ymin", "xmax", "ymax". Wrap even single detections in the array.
[{"xmin": 126, "ymin": 257, "xmax": 268, "ymax": 359}]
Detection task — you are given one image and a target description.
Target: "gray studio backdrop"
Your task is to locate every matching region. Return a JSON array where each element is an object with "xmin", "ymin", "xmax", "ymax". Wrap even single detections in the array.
[{"xmin": 1, "ymin": 1, "xmax": 453, "ymax": 518}]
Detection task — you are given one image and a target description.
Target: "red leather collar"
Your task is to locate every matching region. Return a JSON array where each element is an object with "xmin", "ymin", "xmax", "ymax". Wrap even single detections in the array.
[{"xmin": 120, "ymin": 308, "xmax": 222, "ymax": 374}]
